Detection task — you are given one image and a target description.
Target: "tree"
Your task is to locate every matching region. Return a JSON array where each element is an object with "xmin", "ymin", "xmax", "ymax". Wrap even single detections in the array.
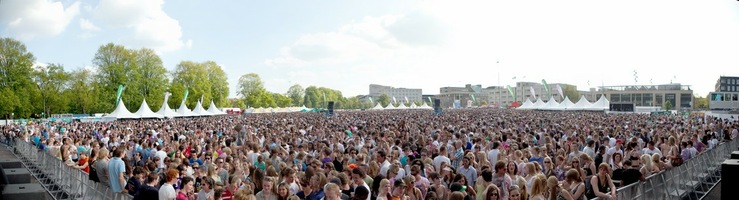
[
  {"xmin": 32, "ymin": 64, "xmax": 71, "ymax": 115},
  {"xmin": 0, "ymin": 88, "xmax": 20, "ymax": 119},
  {"xmin": 92, "ymin": 43, "xmax": 138, "ymax": 112},
  {"xmin": 133, "ymin": 48, "xmax": 168, "ymax": 111},
  {"xmin": 563, "ymin": 85, "xmax": 580, "ymax": 102},
  {"xmin": 205, "ymin": 61, "xmax": 229, "ymax": 107},
  {"xmin": 0, "ymin": 38, "xmax": 38, "ymax": 118},
  {"xmin": 67, "ymin": 69, "xmax": 95, "ymax": 114},
  {"xmin": 272, "ymin": 92, "xmax": 292, "ymax": 107},
  {"xmin": 664, "ymin": 100, "xmax": 673, "ymax": 111},
  {"xmin": 286, "ymin": 84, "xmax": 304, "ymax": 106},
  {"xmin": 378, "ymin": 94, "xmax": 390, "ymax": 107},
  {"xmin": 170, "ymin": 61, "xmax": 212, "ymax": 109},
  {"xmin": 303, "ymin": 86, "xmax": 320, "ymax": 108},
  {"xmin": 693, "ymin": 95, "xmax": 708, "ymax": 110}
]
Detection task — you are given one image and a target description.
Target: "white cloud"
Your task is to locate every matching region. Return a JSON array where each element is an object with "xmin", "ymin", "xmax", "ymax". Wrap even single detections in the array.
[
  {"xmin": 0, "ymin": 0, "xmax": 80, "ymax": 40},
  {"xmin": 93, "ymin": 0, "xmax": 186, "ymax": 52},
  {"xmin": 263, "ymin": 0, "xmax": 739, "ymax": 97},
  {"xmin": 79, "ymin": 18, "xmax": 100, "ymax": 32}
]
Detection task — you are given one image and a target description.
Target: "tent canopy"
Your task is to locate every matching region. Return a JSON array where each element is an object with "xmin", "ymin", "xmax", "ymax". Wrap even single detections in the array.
[
  {"xmin": 104, "ymin": 98, "xmax": 139, "ymax": 119},
  {"xmin": 135, "ymin": 99, "xmax": 163, "ymax": 118}
]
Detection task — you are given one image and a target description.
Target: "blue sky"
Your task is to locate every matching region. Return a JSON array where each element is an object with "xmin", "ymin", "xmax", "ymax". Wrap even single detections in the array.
[{"xmin": 3, "ymin": 0, "xmax": 739, "ymax": 98}]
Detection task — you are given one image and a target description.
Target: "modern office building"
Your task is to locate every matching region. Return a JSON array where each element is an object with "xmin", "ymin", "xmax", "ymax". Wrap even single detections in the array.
[
  {"xmin": 715, "ymin": 76, "xmax": 739, "ymax": 92},
  {"xmin": 436, "ymin": 84, "xmax": 490, "ymax": 108},
  {"xmin": 581, "ymin": 84, "xmax": 693, "ymax": 110},
  {"xmin": 709, "ymin": 76, "xmax": 739, "ymax": 111},
  {"xmin": 363, "ymin": 84, "xmax": 423, "ymax": 104}
]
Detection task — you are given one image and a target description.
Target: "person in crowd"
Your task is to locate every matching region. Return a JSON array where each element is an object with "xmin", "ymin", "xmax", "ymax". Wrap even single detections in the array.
[
  {"xmin": 133, "ymin": 172, "xmax": 160, "ymax": 200},
  {"xmin": 587, "ymin": 163, "xmax": 617, "ymax": 200},
  {"xmin": 197, "ymin": 177, "xmax": 216, "ymax": 200},
  {"xmin": 178, "ymin": 177, "xmax": 195, "ymax": 200},
  {"xmin": 482, "ymin": 184, "xmax": 501, "ymax": 200},
  {"xmin": 256, "ymin": 177, "xmax": 278, "ymax": 200},
  {"xmin": 159, "ymin": 169, "xmax": 179, "ymax": 200},
  {"xmin": 562, "ymin": 169, "xmax": 585, "ymax": 200},
  {"xmin": 109, "ymin": 147, "xmax": 127, "ymax": 194}
]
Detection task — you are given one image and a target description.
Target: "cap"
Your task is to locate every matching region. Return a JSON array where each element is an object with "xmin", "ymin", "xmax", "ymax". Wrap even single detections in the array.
[
  {"xmin": 617, "ymin": 139, "xmax": 624, "ymax": 144},
  {"xmin": 348, "ymin": 164, "xmax": 357, "ymax": 169}
]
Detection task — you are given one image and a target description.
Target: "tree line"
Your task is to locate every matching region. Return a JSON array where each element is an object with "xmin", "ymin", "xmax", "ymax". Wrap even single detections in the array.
[{"xmin": 0, "ymin": 38, "xmax": 376, "ymax": 119}]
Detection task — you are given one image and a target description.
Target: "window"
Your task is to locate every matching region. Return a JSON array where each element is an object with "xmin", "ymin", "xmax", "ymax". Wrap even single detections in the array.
[
  {"xmin": 680, "ymin": 93, "xmax": 692, "ymax": 108},
  {"xmin": 721, "ymin": 79, "xmax": 726, "ymax": 84},
  {"xmin": 721, "ymin": 86, "xmax": 726, "ymax": 91}
]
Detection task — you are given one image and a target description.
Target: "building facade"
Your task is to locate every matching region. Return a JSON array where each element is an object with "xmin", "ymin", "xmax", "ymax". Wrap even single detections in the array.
[
  {"xmin": 365, "ymin": 84, "xmax": 423, "ymax": 104},
  {"xmin": 436, "ymin": 84, "xmax": 489, "ymax": 108},
  {"xmin": 715, "ymin": 76, "xmax": 739, "ymax": 92},
  {"xmin": 581, "ymin": 84, "xmax": 693, "ymax": 110}
]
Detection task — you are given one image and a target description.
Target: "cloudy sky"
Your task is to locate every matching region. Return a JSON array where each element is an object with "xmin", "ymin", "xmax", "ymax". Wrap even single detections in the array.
[{"xmin": 2, "ymin": 0, "xmax": 739, "ymax": 98}]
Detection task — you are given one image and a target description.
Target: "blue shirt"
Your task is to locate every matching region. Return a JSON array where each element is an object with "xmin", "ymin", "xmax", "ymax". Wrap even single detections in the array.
[{"xmin": 108, "ymin": 157, "xmax": 126, "ymax": 192}]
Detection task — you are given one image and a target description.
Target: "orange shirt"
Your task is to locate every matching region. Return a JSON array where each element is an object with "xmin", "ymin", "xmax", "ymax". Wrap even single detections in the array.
[{"xmin": 78, "ymin": 157, "xmax": 89, "ymax": 173}]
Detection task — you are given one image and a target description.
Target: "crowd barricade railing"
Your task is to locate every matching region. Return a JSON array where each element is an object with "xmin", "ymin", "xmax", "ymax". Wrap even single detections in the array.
[
  {"xmin": 591, "ymin": 138, "xmax": 738, "ymax": 200},
  {"xmin": 12, "ymin": 140, "xmax": 134, "ymax": 200}
]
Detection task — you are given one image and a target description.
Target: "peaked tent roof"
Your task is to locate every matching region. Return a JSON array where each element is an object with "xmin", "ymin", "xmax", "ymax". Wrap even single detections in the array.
[
  {"xmin": 572, "ymin": 95, "xmax": 593, "ymax": 110},
  {"xmin": 419, "ymin": 102, "xmax": 433, "ymax": 110},
  {"xmin": 555, "ymin": 96, "xmax": 575, "ymax": 110},
  {"xmin": 371, "ymin": 103, "xmax": 384, "ymax": 110},
  {"xmin": 531, "ymin": 97, "xmax": 546, "ymax": 110},
  {"xmin": 176, "ymin": 101, "xmax": 196, "ymax": 117},
  {"xmin": 397, "ymin": 103, "xmax": 408, "ymax": 109},
  {"xmin": 518, "ymin": 98, "xmax": 535, "ymax": 110},
  {"xmin": 589, "ymin": 95, "xmax": 610, "ymax": 111},
  {"xmin": 156, "ymin": 99, "xmax": 181, "ymax": 118},
  {"xmin": 207, "ymin": 100, "xmax": 227, "ymax": 115},
  {"xmin": 541, "ymin": 97, "xmax": 560, "ymax": 110},
  {"xmin": 410, "ymin": 102, "xmax": 418, "ymax": 108},
  {"xmin": 104, "ymin": 98, "xmax": 139, "ymax": 119},
  {"xmin": 135, "ymin": 99, "xmax": 163, "ymax": 118},
  {"xmin": 385, "ymin": 103, "xmax": 396, "ymax": 109},
  {"xmin": 192, "ymin": 100, "xmax": 213, "ymax": 116}
]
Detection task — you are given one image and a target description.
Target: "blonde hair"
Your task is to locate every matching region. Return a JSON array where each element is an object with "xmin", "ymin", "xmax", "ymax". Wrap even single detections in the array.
[
  {"xmin": 530, "ymin": 175, "xmax": 547, "ymax": 197},
  {"xmin": 525, "ymin": 162, "xmax": 536, "ymax": 176},
  {"xmin": 641, "ymin": 154, "xmax": 653, "ymax": 170}
]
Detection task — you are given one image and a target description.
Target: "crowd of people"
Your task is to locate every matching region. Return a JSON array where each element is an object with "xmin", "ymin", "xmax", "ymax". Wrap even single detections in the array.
[{"xmin": 1, "ymin": 109, "xmax": 737, "ymax": 200}]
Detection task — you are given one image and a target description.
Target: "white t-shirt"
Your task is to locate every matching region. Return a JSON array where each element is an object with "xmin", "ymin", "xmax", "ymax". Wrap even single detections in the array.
[
  {"xmin": 159, "ymin": 183, "xmax": 176, "ymax": 200},
  {"xmin": 433, "ymin": 156, "xmax": 451, "ymax": 172},
  {"xmin": 488, "ymin": 149, "xmax": 500, "ymax": 167},
  {"xmin": 156, "ymin": 150, "xmax": 168, "ymax": 169},
  {"xmin": 642, "ymin": 147, "xmax": 661, "ymax": 156},
  {"xmin": 380, "ymin": 160, "xmax": 391, "ymax": 177}
]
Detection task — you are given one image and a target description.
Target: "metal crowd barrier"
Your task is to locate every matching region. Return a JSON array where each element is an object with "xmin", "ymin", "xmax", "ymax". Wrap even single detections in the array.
[
  {"xmin": 12, "ymin": 140, "xmax": 134, "ymax": 200},
  {"xmin": 590, "ymin": 138, "xmax": 738, "ymax": 200}
]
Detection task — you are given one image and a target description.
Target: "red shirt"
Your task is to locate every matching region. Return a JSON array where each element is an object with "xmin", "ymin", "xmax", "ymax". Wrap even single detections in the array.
[
  {"xmin": 78, "ymin": 157, "xmax": 89, "ymax": 173},
  {"xmin": 221, "ymin": 189, "xmax": 234, "ymax": 200}
]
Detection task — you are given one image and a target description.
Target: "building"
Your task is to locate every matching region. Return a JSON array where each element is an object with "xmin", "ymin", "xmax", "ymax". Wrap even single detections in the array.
[
  {"xmin": 581, "ymin": 84, "xmax": 693, "ymax": 110},
  {"xmin": 363, "ymin": 84, "xmax": 422, "ymax": 104},
  {"xmin": 715, "ymin": 76, "xmax": 739, "ymax": 92},
  {"xmin": 436, "ymin": 84, "xmax": 489, "ymax": 108},
  {"xmin": 709, "ymin": 76, "xmax": 739, "ymax": 111}
]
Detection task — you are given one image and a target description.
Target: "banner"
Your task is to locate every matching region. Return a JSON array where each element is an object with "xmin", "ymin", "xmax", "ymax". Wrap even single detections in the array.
[
  {"xmin": 182, "ymin": 89, "xmax": 189, "ymax": 105},
  {"xmin": 506, "ymin": 85, "xmax": 516, "ymax": 101},
  {"xmin": 392, "ymin": 96, "xmax": 397, "ymax": 104},
  {"xmin": 115, "ymin": 84, "xmax": 125, "ymax": 107},
  {"xmin": 556, "ymin": 84, "xmax": 564, "ymax": 99},
  {"xmin": 428, "ymin": 97, "xmax": 433, "ymax": 105},
  {"xmin": 529, "ymin": 86, "xmax": 536, "ymax": 99},
  {"xmin": 404, "ymin": 96, "xmax": 409, "ymax": 103},
  {"xmin": 470, "ymin": 94, "xmax": 476, "ymax": 102},
  {"xmin": 368, "ymin": 96, "xmax": 374, "ymax": 104},
  {"xmin": 541, "ymin": 79, "xmax": 550, "ymax": 98}
]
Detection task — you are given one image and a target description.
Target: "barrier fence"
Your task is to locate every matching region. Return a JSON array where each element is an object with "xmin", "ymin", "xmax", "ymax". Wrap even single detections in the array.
[
  {"xmin": 592, "ymin": 138, "xmax": 738, "ymax": 200},
  {"xmin": 12, "ymin": 140, "xmax": 133, "ymax": 200}
]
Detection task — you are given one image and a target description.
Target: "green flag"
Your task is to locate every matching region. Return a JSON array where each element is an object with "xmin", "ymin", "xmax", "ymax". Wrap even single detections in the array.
[
  {"xmin": 470, "ymin": 94, "xmax": 476, "ymax": 102},
  {"xmin": 182, "ymin": 89, "xmax": 189, "ymax": 105},
  {"xmin": 506, "ymin": 85, "xmax": 516, "ymax": 101},
  {"xmin": 428, "ymin": 97, "xmax": 433, "ymax": 105},
  {"xmin": 368, "ymin": 96, "xmax": 374, "ymax": 104},
  {"xmin": 541, "ymin": 79, "xmax": 550, "ymax": 98},
  {"xmin": 115, "ymin": 84, "xmax": 125, "ymax": 107}
]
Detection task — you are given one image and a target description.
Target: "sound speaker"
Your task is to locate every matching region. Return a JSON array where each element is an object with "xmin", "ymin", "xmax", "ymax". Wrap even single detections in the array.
[
  {"xmin": 722, "ymin": 159, "xmax": 739, "ymax": 199},
  {"xmin": 433, "ymin": 99, "xmax": 442, "ymax": 114},
  {"xmin": 327, "ymin": 101, "xmax": 335, "ymax": 116}
]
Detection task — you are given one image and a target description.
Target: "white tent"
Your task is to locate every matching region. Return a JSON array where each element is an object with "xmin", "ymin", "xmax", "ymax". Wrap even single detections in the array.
[
  {"xmin": 385, "ymin": 103, "xmax": 396, "ymax": 109},
  {"xmin": 541, "ymin": 97, "xmax": 560, "ymax": 110},
  {"xmin": 419, "ymin": 102, "xmax": 433, "ymax": 110},
  {"xmin": 176, "ymin": 101, "xmax": 196, "ymax": 117},
  {"xmin": 572, "ymin": 95, "xmax": 593, "ymax": 110},
  {"xmin": 555, "ymin": 96, "xmax": 575, "ymax": 110},
  {"xmin": 410, "ymin": 103, "xmax": 418, "ymax": 109},
  {"xmin": 156, "ymin": 95, "xmax": 181, "ymax": 118},
  {"xmin": 397, "ymin": 103, "xmax": 408, "ymax": 109},
  {"xmin": 104, "ymin": 98, "xmax": 139, "ymax": 119},
  {"xmin": 192, "ymin": 100, "xmax": 213, "ymax": 116},
  {"xmin": 518, "ymin": 98, "xmax": 534, "ymax": 110},
  {"xmin": 135, "ymin": 99, "xmax": 163, "ymax": 118},
  {"xmin": 207, "ymin": 100, "xmax": 227, "ymax": 115},
  {"xmin": 531, "ymin": 97, "xmax": 546, "ymax": 110},
  {"xmin": 371, "ymin": 103, "xmax": 384, "ymax": 110},
  {"xmin": 589, "ymin": 95, "xmax": 610, "ymax": 111}
]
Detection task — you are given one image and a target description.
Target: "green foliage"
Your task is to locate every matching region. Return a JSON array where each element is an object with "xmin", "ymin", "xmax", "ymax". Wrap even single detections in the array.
[
  {"xmin": 205, "ymin": 61, "xmax": 229, "ymax": 107},
  {"xmin": 66, "ymin": 69, "xmax": 95, "ymax": 114},
  {"xmin": 33, "ymin": 64, "xmax": 71, "ymax": 115},
  {"xmin": 664, "ymin": 100, "xmax": 673, "ymax": 111},
  {"xmin": 170, "ymin": 61, "xmax": 212, "ymax": 109},
  {"xmin": 286, "ymin": 84, "xmax": 304, "ymax": 106},
  {"xmin": 377, "ymin": 94, "xmax": 390, "ymax": 107},
  {"xmin": 133, "ymin": 48, "xmax": 169, "ymax": 112},
  {"xmin": 0, "ymin": 38, "xmax": 38, "ymax": 118},
  {"xmin": 563, "ymin": 85, "xmax": 580, "ymax": 102},
  {"xmin": 272, "ymin": 92, "xmax": 292, "ymax": 107},
  {"xmin": 0, "ymin": 88, "xmax": 20, "ymax": 118},
  {"xmin": 693, "ymin": 95, "xmax": 708, "ymax": 110}
]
